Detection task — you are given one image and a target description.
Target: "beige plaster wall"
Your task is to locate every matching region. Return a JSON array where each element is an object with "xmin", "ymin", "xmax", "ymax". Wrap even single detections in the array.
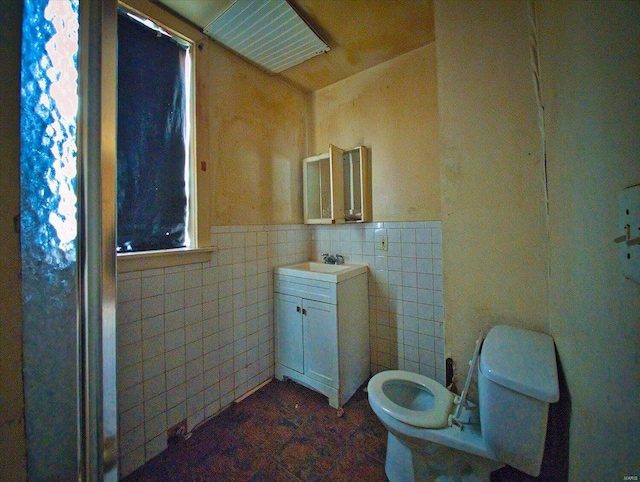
[
  {"xmin": 125, "ymin": 0, "xmax": 308, "ymax": 230},
  {"xmin": 311, "ymin": 45, "xmax": 441, "ymax": 222},
  {"xmin": 539, "ymin": 1, "xmax": 640, "ymax": 479},
  {"xmin": 0, "ymin": 1, "xmax": 26, "ymax": 479},
  {"xmin": 199, "ymin": 43, "xmax": 308, "ymax": 226},
  {"xmin": 436, "ymin": 0, "xmax": 640, "ymax": 478},
  {"xmin": 434, "ymin": 0, "xmax": 548, "ymax": 382}
]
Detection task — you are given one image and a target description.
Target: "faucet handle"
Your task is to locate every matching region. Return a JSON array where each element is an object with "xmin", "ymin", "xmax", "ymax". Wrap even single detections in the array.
[
  {"xmin": 335, "ymin": 254, "xmax": 344, "ymax": 265},
  {"xmin": 321, "ymin": 253, "xmax": 329, "ymax": 262}
]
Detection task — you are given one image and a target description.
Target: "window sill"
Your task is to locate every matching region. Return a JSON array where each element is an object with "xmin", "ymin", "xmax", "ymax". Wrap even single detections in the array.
[{"xmin": 117, "ymin": 247, "xmax": 217, "ymax": 273}]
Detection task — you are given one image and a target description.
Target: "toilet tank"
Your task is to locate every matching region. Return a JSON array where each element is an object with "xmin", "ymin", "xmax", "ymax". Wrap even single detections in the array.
[{"xmin": 478, "ymin": 325, "xmax": 559, "ymax": 477}]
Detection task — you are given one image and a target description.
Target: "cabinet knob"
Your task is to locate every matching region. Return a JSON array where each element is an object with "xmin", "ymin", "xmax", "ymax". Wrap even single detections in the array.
[
  {"xmin": 302, "ymin": 308, "xmax": 307, "ymax": 315},
  {"xmin": 296, "ymin": 306, "xmax": 301, "ymax": 313}
]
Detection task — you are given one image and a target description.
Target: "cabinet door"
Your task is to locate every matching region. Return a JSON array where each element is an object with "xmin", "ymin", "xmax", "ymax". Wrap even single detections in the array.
[
  {"xmin": 275, "ymin": 293, "xmax": 304, "ymax": 373},
  {"xmin": 303, "ymin": 299, "xmax": 338, "ymax": 388},
  {"xmin": 343, "ymin": 146, "xmax": 371, "ymax": 223},
  {"xmin": 303, "ymin": 145, "xmax": 345, "ymax": 224}
]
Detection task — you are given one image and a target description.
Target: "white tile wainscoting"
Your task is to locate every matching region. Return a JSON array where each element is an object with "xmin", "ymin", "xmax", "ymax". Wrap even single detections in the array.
[
  {"xmin": 309, "ymin": 222, "xmax": 445, "ymax": 382},
  {"xmin": 116, "ymin": 221, "xmax": 444, "ymax": 476}
]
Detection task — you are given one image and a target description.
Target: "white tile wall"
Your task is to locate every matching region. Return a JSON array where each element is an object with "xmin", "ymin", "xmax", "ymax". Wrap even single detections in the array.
[
  {"xmin": 116, "ymin": 221, "xmax": 443, "ymax": 476},
  {"xmin": 116, "ymin": 224, "xmax": 309, "ymax": 476},
  {"xmin": 309, "ymin": 221, "xmax": 445, "ymax": 384}
]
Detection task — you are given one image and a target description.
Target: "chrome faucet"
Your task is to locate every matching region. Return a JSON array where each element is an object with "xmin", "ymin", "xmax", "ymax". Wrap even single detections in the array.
[{"xmin": 321, "ymin": 253, "xmax": 344, "ymax": 265}]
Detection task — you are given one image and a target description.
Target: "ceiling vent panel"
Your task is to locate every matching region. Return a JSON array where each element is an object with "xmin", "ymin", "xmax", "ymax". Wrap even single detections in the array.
[{"xmin": 203, "ymin": 0, "xmax": 330, "ymax": 73}]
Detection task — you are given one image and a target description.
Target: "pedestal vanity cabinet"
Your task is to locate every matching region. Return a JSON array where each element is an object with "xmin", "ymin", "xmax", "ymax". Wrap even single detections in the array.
[{"xmin": 274, "ymin": 262, "xmax": 369, "ymax": 412}]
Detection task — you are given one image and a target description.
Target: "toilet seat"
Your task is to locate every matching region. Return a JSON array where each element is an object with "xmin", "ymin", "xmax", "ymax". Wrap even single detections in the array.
[{"xmin": 368, "ymin": 370, "xmax": 454, "ymax": 428}]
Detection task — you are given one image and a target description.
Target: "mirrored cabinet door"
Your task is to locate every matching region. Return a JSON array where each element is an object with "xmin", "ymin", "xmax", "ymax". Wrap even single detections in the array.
[
  {"xmin": 343, "ymin": 146, "xmax": 371, "ymax": 223},
  {"xmin": 303, "ymin": 144, "xmax": 345, "ymax": 224},
  {"xmin": 303, "ymin": 144, "xmax": 371, "ymax": 224}
]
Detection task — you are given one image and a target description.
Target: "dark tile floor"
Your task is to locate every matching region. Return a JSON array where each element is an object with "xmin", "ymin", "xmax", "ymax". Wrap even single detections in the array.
[{"xmin": 123, "ymin": 378, "xmax": 389, "ymax": 481}]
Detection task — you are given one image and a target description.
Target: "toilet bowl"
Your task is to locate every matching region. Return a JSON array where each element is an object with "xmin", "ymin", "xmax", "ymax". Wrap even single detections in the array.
[
  {"xmin": 367, "ymin": 370, "xmax": 454, "ymax": 428},
  {"xmin": 368, "ymin": 370, "xmax": 500, "ymax": 482},
  {"xmin": 367, "ymin": 325, "xmax": 559, "ymax": 482}
]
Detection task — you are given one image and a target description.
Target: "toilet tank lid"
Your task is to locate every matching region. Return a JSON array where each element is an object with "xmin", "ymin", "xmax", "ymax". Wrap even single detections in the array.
[{"xmin": 480, "ymin": 325, "xmax": 559, "ymax": 403}]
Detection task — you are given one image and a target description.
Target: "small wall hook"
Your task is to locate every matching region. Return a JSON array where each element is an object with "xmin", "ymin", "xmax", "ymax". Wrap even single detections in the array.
[{"xmin": 614, "ymin": 224, "xmax": 640, "ymax": 246}]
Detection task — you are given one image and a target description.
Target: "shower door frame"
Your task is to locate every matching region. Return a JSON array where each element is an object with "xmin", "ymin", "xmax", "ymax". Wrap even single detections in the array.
[{"xmin": 20, "ymin": 0, "xmax": 119, "ymax": 479}]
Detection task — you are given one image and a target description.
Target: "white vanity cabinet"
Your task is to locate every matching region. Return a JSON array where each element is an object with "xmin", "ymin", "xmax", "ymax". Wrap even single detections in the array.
[
  {"xmin": 275, "ymin": 294, "xmax": 339, "ymax": 389},
  {"xmin": 274, "ymin": 264, "xmax": 369, "ymax": 410}
]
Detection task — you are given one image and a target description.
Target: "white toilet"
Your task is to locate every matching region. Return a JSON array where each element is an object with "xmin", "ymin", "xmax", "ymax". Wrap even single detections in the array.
[{"xmin": 368, "ymin": 325, "xmax": 559, "ymax": 482}]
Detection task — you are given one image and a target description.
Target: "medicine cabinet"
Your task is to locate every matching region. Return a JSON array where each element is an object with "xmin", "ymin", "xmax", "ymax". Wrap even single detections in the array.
[{"xmin": 303, "ymin": 144, "xmax": 371, "ymax": 224}]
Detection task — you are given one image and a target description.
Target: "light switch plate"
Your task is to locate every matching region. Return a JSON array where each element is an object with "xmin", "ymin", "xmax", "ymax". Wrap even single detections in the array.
[
  {"xmin": 378, "ymin": 235, "xmax": 388, "ymax": 251},
  {"xmin": 618, "ymin": 184, "xmax": 640, "ymax": 284}
]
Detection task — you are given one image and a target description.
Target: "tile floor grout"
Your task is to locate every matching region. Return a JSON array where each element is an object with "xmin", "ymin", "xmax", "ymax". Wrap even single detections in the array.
[{"xmin": 122, "ymin": 378, "xmax": 389, "ymax": 481}]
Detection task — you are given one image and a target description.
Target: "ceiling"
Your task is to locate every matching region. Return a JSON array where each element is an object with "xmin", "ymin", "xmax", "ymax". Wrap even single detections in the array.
[{"xmin": 153, "ymin": 0, "xmax": 435, "ymax": 92}]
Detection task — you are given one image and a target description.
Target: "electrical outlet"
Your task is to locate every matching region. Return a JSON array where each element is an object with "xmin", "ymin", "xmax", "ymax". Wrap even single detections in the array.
[{"xmin": 378, "ymin": 235, "xmax": 388, "ymax": 251}]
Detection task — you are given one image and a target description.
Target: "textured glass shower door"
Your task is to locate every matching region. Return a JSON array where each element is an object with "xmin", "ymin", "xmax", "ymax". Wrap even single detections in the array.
[{"xmin": 20, "ymin": 0, "xmax": 118, "ymax": 479}]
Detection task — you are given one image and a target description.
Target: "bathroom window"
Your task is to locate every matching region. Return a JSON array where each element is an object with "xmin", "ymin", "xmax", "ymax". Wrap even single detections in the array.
[{"xmin": 116, "ymin": 8, "xmax": 194, "ymax": 252}]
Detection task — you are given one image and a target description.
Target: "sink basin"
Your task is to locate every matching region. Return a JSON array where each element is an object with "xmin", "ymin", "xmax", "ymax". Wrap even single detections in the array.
[
  {"xmin": 291, "ymin": 262, "xmax": 352, "ymax": 273},
  {"xmin": 275, "ymin": 261, "xmax": 367, "ymax": 282}
]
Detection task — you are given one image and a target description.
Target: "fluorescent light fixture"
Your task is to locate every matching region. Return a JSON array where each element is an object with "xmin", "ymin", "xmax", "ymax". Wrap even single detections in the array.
[{"xmin": 204, "ymin": 0, "xmax": 330, "ymax": 73}]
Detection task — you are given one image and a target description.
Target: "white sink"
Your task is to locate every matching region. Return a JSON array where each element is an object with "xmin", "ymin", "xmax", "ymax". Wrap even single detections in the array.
[
  {"xmin": 275, "ymin": 261, "xmax": 367, "ymax": 282},
  {"xmin": 291, "ymin": 262, "xmax": 351, "ymax": 273}
]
